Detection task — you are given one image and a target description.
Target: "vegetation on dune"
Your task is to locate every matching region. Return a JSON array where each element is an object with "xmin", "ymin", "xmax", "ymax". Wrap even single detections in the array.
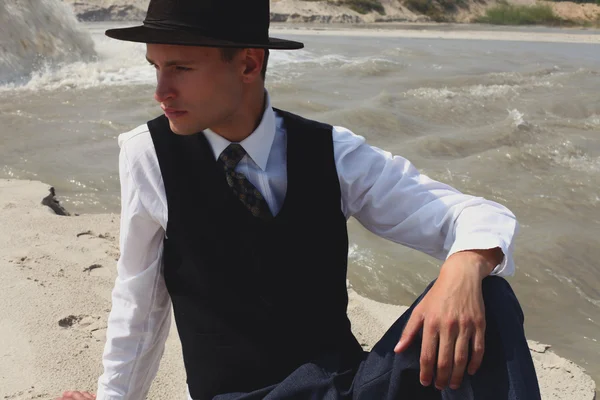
[
  {"xmin": 342, "ymin": 0, "xmax": 386, "ymax": 14},
  {"xmin": 404, "ymin": 0, "xmax": 471, "ymax": 22},
  {"xmin": 474, "ymin": 3, "xmax": 565, "ymax": 25},
  {"xmin": 301, "ymin": 0, "xmax": 386, "ymax": 15}
]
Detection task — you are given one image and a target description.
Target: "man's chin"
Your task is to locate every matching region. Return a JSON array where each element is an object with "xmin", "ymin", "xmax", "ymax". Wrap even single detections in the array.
[{"xmin": 168, "ymin": 120, "xmax": 201, "ymax": 136}]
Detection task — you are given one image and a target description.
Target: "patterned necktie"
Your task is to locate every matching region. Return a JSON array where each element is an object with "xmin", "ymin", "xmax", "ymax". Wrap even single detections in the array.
[{"xmin": 218, "ymin": 143, "xmax": 273, "ymax": 220}]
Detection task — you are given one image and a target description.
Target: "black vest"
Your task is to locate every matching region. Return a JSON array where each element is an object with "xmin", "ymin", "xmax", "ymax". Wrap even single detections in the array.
[{"xmin": 148, "ymin": 109, "xmax": 362, "ymax": 399}]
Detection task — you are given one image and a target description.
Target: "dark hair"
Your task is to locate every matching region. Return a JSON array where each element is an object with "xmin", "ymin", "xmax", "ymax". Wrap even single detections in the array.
[{"xmin": 220, "ymin": 48, "xmax": 269, "ymax": 81}]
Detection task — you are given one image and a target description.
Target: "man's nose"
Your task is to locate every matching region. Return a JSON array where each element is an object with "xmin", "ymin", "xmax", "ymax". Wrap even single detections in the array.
[{"xmin": 154, "ymin": 72, "xmax": 175, "ymax": 103}]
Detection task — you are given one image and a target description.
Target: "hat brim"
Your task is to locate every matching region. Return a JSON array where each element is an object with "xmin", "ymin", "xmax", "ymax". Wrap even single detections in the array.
[{"xmin": 105, "ymin": 25, "xmax": 304, "ymax": 50}]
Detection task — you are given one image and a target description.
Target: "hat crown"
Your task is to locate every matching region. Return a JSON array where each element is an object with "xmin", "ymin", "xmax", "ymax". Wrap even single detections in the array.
[
  {"xmin": 144, "ymin": 0, "xmax": 271, "ymax": 43},
  {"xmin": 104, "ymin": 0, "xmax": 303, "ymax": 50}
]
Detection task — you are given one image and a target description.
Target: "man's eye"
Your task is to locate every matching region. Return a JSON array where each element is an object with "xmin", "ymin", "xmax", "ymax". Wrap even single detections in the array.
[{"xmin": 176, "ymin": 66, "xmax": 192, "ymax": 71}]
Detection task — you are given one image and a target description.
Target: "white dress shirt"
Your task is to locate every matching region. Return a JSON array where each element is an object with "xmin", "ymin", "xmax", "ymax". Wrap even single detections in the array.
[{"xmin": 96, "ymin": 93, "xmax": 518, "ymax": 400}]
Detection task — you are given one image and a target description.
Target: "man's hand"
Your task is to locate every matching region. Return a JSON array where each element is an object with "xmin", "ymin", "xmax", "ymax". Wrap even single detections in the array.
[
  {"xmin": 394, "ymin": 248, "xmax": 503, "ymax": 391},
  {"xmin": 54, "ymin": 391, "xmax": 96, "ymax": 400}
]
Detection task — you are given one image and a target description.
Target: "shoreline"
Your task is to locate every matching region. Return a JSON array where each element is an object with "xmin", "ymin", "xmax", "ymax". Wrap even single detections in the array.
[
  {"xmin": 0, "ymin": 178, "xmax": 596, "ymax": 399},
  {"xmin": 270, "ymin": 23, "xmax": 600, "ymax": 43},
  {"xmin": 84, "ymin": 20, "xmax": 600, "ymax": 44}
]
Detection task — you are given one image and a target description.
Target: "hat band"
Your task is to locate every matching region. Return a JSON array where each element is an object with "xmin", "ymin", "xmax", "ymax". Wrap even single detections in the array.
[{"xmin": 143, "ymin": 19, "xmax": 268, "ymax": 44}]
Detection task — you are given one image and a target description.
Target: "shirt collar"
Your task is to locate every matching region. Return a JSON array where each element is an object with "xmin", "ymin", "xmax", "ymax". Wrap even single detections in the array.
[{"xmin": 203, "ymin": 92, "xmax": 276, "ymax": 171}]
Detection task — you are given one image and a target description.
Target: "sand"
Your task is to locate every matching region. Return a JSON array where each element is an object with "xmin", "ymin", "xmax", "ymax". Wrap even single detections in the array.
[
  {"xmin": 0, "ymin": 178, "xmax": 596, "ymax": 399},
  {"xmin": 545, "ymin": 0, "xmax": 600, "ymax": 23}
]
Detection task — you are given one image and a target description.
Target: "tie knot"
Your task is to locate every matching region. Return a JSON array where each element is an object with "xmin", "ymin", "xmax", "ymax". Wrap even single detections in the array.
[{"xmin": 219, "ymin": 143, "xmax": 246, "ymax": 170}]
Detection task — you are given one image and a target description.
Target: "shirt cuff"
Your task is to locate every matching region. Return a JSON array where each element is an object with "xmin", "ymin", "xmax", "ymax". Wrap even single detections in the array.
[
  {"xmin": 447, "ymin": 234, "xmax": 515, "ymax": 277},
  {"xmin": 96, "ymin": 384, "xmax": 126, "ymax": 400}
]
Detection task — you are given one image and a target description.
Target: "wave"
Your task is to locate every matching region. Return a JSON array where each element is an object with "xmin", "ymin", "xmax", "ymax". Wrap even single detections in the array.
[
  {"xmin": 2, "ymin": 39, "xmax": 409, "ymax": 91},
  {"xmin": 585, "ymin": 115, "xmax": 600, "ymax": 129},
  {"xmin": 269, "ymin": 50, "xmax": 407, "ymax": 79},
  {"xmin": 521, "ymin": 140, "xmax": 600, "ymax": 174},
  {"xmin": 403, "ymin": 66, "xmax": 599, "ymax": 105},
  {"xmin": 404, "ymin": 80, "xmax": 554, "ymax": 102},
  {"xmin": 0, "ymin": 0, "xmax": 96, "ymax": 85},
  {"xmin": 0, "ymin": 32, "xmax": 151, "ymax": 92}
]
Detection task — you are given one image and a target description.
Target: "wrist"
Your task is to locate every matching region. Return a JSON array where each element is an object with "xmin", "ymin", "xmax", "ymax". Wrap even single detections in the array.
[{"xmin": 445, "ymin": 247, "xmax": 503, "ymax": 279}]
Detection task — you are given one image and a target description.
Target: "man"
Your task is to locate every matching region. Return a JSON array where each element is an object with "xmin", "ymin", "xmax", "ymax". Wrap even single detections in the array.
[{"xmin": 57, "ymin": 0, "xmax": 542, "ymax": 399}]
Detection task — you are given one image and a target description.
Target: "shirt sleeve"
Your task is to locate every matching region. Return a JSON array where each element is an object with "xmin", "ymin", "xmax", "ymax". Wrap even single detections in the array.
[
  {"xmin": 333, "ymin": 126, "xmax": 518, "ymax": 277},
  {"xmin": 96, "ymin": 143, "xmax": 172, "ymax": 399}
]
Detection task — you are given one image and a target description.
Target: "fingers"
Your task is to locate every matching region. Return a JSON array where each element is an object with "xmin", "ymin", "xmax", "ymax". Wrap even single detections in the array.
[
  {"xmin": 468, "ymin": 321, "xmax": 486, "ymax": 375},
  {"xmin": 449, "ymin": 330, "xmax": 470, "ymax": 389},
  {"xmin": 419, "ymin": 321, "xmax": 438, "ymax": 387},
  {"xmin": 59, "ymin": 391, "xmax": 96, "ymax": 400},
  {"xmin": 394, "ymin": 309, "xmax": 424, "ymax": 354},
  {"xmin": 434, "ymin": 324, "xmax": 458, "ymax": 390}
]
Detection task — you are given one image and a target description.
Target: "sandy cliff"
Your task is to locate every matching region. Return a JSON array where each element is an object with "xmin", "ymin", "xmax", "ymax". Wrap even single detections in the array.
[
  {"xmin": 63, "ymin": 0, "xmax": 149, "ymax": 21},
  {"xmin": 63, "ymin": 0, "xmax": 600, "ymax": 24}
]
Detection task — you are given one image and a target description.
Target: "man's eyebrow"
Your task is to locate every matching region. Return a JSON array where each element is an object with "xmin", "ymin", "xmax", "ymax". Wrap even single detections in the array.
[{"xmin": 145, "ymin": 56, "xmax": 196, "ymax": 67}]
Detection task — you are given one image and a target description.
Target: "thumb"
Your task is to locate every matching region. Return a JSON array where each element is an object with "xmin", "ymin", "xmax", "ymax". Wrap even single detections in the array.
[{"xmin": 394, "ymin": 310, "xmax": 423, "ymax": 353}]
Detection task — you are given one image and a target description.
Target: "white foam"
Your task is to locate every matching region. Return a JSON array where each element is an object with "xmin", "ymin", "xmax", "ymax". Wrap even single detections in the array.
[
  {"xmin": 508, "ymin": 109, "xmax": 527, "ymax": 128},
  {"xmin": 0, "ymin": 0, "xmax": 95, "ymax": 85},
  {"xmin": 404, "ymin": 87, "xmax": 458, "ymax": 100},
  {"xmin": 2, "ymin": 40, "xmax": 348, "ymax": 91},
  {"xmin": 1, "ymin": 33, "xmax": 153, "ymax": 92},
  {"xmin": 348, "ymin": 243, "xmax": 376, "ymax": 272},
  {"xmin": 524, "ymin": 138, "xmax": 600, "ymax": 174},
  {"xmin": 405, "ymin": 72, "xmax": 558, "ymax": 103},
  {"xmin": 584, "ymin": 115, "xmax": 600, "ymax": 129},
  {"xmin": 468, "ymin": 84, "xmax": 516, "ymax": 98},
  {"xmin": 270, "ymin": 51, "xmax": 404, "ymax": 79}
]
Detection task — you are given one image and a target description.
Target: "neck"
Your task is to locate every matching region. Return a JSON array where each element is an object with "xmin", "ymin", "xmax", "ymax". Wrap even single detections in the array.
[{"xmin": 210, "ymin": 88, "xmax": 266, "ymax": 143}]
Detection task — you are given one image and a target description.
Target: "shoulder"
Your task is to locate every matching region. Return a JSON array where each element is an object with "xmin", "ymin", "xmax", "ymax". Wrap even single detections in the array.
[
  {"xmin": 274, "ymin": 108, "xmax": 370, "ymax": 156},
  {"xmin": 117, "ymin": 123, "xmax": 161, "ymax": 188},
  {"xmin": 117, "ymin": 124, "xmax": 158, "ymax": 169},
  {"xmin": 331, "ymin": 125, "xmax": 366, "ymax": 146},
  {"xmin": 117, "ymin": 123, "xmax": 166, "ymax": 219},
  {"xmin": 273, "ymin": 107, "xmax": 332, "ymax": 133},
  {"xmin": 118, "ymin": 123, "xmax": 155, "ymax": 163},
  {"xmin": 274, "ymin": 108, "xmax": 366, "ymax": 145}
]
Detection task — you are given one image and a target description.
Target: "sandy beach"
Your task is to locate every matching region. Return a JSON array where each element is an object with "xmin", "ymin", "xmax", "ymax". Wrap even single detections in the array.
[{"xmin": 0, "ymin": 178, "xmax": 595, "ymax": 399}]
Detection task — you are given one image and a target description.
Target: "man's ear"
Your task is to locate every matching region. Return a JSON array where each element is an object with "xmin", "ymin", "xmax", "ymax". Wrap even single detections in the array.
[{"xmin": 241, "ymin": 48, "xmax": 264, "ymax": 83}]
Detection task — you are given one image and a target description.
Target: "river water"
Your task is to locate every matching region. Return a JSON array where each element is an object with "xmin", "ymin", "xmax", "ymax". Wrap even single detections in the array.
[{"xmin": 1, "ymin": 1, "xmax": 599, "ymax": 391}]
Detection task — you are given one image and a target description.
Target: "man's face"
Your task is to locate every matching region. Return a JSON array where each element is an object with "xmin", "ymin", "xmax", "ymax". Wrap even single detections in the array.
[{"xmin": 146, "ymin": 44, "xmax": 243, "ymax": 135}]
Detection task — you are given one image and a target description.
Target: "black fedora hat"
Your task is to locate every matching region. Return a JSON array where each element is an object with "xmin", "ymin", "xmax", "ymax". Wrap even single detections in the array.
[{"xmin": 105, "ymin": 0, "xmax": 304, "ymax": 50}]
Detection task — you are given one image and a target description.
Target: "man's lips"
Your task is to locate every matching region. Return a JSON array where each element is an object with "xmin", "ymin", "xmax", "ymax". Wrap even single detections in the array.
[{"xmin": 162, "ymin": 107, "xmax": 188, "ymax": 118}]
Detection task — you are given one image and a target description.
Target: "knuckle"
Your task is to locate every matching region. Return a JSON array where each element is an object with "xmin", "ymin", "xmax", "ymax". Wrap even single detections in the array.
[
  {"xmin": 425, "ymin": 318, "xmax": 440, "ymax": 332},
  {"xmin": 474, "ymin": 317, "xmax": 486, "ymax": 329},
  {"xmin": 459, "ymin": 316, "xmax": 472, "ymax": 330},
  {"xmin": 455, "ymin": 353, "xmax": 468, "ymax": 366},
  {"xmin": 473, "ymin": 344, "xmax": 485, "ymax": 356},
  {"xmin": 443, "ymin": 317, "xmax": 458, "ymax": 330},
  {"xmin": 437, "ymin": 359, "xmax": 451, "ymax": 371}
]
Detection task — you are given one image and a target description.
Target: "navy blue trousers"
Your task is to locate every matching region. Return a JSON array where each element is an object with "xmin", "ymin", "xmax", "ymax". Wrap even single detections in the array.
[{"xmin": 214, "ymin": 277, "xmax": 542, "ymax": 400}]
